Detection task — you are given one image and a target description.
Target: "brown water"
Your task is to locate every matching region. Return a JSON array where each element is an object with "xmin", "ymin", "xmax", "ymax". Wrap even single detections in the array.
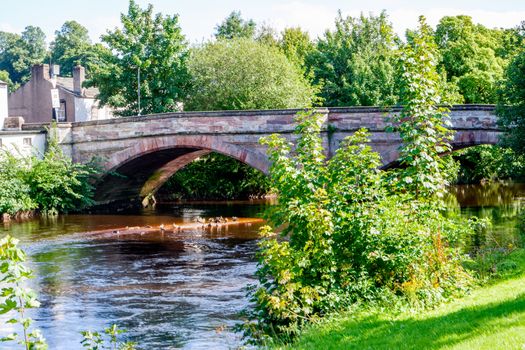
[{"xmin": 0, "ymin": 186, "xmax": 524, "ymax": 349}]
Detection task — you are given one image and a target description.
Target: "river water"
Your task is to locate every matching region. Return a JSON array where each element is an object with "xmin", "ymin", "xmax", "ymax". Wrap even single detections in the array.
[{"xmin": 1, "ymin": 184, "xmax": 524, "ymax": 349}]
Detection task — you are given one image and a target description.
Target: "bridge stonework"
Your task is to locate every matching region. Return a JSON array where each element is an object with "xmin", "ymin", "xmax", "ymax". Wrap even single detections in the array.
[{"xmin": 25, "ymin": 105, "xmax": 499, "ymax": 206}]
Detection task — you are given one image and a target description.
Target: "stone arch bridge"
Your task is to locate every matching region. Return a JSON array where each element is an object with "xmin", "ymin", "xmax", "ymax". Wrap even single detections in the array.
[{"xmin": 24, "ymin": 105, "xmax": 500, "ymax": 206}]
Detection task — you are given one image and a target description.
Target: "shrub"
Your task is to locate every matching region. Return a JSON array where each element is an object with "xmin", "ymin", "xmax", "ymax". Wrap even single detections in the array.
[
  {"xmin": 243, "ymin": 111, "xmax": 472, "ymax": 341},
  {"xmin": 0, "ymin": 152, "xmax": 36, "ymax": 215},
  {"xmin": 25, "ymin": 133, "xmax": 97, "ymax": 214}
]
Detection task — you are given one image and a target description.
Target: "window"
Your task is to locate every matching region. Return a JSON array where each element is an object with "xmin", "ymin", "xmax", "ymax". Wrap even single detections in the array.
[
  {"xmin": 23, "ymin": 138, "xmax": 32, "ymax": 146},
  {"xmin": 52, "ymin": 100, "xmax": 67, "ymax": 122}
]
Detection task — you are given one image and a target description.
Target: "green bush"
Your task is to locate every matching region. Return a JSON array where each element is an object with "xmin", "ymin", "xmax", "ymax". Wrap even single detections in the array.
[
  {"xmin": 25, "ymin": 134, "xmax": 97, "ymax": 214},
  {"xmin": 0, "ymin": 152, "xmax": 36, "ymax": 215},
  {"xmin": 244, "ymin": 111, "xmax": 473, "ymax": 341},
  {"xmin": 0, "ymin": 129, "xmax": 98, "ymax": 217}
]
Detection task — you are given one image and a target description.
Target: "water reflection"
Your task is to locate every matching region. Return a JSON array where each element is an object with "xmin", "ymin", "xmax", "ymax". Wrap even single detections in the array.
[{"xmin": 449, "ymin": 183, "xmax": 525, "ymax": 251}]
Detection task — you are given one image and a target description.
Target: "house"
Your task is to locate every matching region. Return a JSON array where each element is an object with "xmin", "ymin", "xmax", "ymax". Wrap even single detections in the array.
[
  {"xmin": 0, "ymin": 79, "xmax": 46, "ymax": 157},
  {"xmin": 8, "ymin": 64, "xmax": 113, "ymax": 123}
]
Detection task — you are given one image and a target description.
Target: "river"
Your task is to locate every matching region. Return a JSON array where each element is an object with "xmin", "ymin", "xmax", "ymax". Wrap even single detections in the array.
[{"xmin": 0, "ymin": 184, "xmax": 524, "ymax": 349}]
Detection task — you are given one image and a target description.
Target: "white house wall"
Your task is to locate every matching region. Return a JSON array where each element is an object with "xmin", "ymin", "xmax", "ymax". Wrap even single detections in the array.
[
  {"xmin": 74, "ymin": 96, "xmax": 94, "ymax": 122},
  {"xmin": 0, "ymin": 132, "xmax": 46, "ymax": 159}
]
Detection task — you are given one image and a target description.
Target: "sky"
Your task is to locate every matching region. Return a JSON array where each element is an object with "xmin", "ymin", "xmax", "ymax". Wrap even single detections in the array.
[{"xmin": 0, "ymin": 0, "xmax": 524, "ymax": 44}]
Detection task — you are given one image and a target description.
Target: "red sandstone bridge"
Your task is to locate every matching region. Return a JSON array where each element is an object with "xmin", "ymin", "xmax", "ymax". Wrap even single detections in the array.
[{"xmin": 25, "ymin": 105, "xmax": 500, "ymax": 206}]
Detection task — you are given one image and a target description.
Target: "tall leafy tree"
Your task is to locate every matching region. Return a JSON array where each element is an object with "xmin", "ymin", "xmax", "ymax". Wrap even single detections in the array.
[
  {"xmin": 435, "ymin": 15, "xmax": 508, "ymax": 103},
  {"xmin": 215, "ymin": 11, "xmax": 256, "ymax": 40},
  {"xmin": 85, "ymin": 0, "xmax": 189, "ymax": 116},
  {"xmin": 184, "ymin": 38, "xmax": 315, "ymax": 111},
  {"xmin": 279, "ymin": 27, "xmax": 315, "ymax": 71},
  {"xmin": 498, "ymin": 50, "xmax": 525, "ymax": 154},
  {"xmin": 50, "ymin": 21, "xmax": 94, "ymax": 76},
  {"xmin": 0, "ymin": 26, "xmax": 47, "ymax": 85},
  {"xmin": 309, "ymin": 11, "xmax": 399, "ymax": 107}
]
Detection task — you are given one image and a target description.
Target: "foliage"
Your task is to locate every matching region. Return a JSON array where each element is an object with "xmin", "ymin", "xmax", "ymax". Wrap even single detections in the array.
[
  {"xmin": 453, "ymin": 145, "xmax": 525, "ymax": 184},
  {"xmin": 81, "ymin": 324, "xmax": 136, "ymax": 350},
  {"xmin": 275, "ymin": 250, "xmax": 525, "ymax": 350},
  {"xmin": 390, "ymin": 16, "xmax": 453, "ymax": 199},
  {"xmin": 245, "ymin": 17, "xmax": 475, "ymax": 342},
  {"xmin": 184, "ymin": 38, "xmax": 315, "ymax": 111},
  {"xmin": 158, "ymin": 153, "xmax": 271, "ymax": 200},
  {"xmin": 173, "ymin": 37, "xmax": 314, "ymax": 200},
  {"xmin": 0, "ymin": 126, "xmax": 98, "ymax": 216},
  {"xmin": 498, "ymin": 49, "xmax": 525, "ymax": 155},
  {"xmin": 84, "ymin": 0, "xmax": 189, "ymax": 116},
  {"xmin": 0, "ymin": 235, "xmax": 47, "ymax": 349},
  {"xmin": 0, "ymin": 69, "xmax": 16, "ymax": 92},
  {"xmin": 308, "ymin": 11, "xmax": 399, "ymax": 107},
  {"xmin": 25, "ymin": 128, "xmax": 97, "ymax": 214},
  {"xmin": 245, "ymin": 113, "xmax": 471, "ymax": 341},
  {"xmin": 49, "ymin": 21, "xmax": 108, "ymax": 77},
  {"xmin": 0, "ymin": 152, "xmax": 36, "ymax": 216},
  {"xmin": 0, "ymin": 26, "xmax": 47, "ymax": 85},
  {"xmin": 435, "ymin": 15, "xmax": 509, "ymax": 104},
  {"xmin": 279, "ymin": 27, "xmax": 315, "ymax": 72},
  {"xmin": 215, "ymin": 11, "xmax": 256, "ymax": 40}
]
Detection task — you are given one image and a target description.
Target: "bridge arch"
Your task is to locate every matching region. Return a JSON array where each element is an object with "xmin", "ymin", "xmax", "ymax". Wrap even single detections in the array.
[
  {"xmin": 93, "ymin": 135, "xmax": 270, "ymax": 205},
  {"xmin": 379, "ymin": 129, "xmax": 501, "ymax": 169}
]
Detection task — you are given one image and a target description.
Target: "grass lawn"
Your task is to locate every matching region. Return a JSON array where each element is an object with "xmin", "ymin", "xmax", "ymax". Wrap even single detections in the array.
[{"xmin": 278, "ymin": 250, "xmax": 525, "ymax": 350}]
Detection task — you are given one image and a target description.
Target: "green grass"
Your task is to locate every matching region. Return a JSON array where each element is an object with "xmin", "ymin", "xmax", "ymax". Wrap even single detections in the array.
[{"xmin": 278, "ymin": 249, "xmax": 525, "ymax": 350}]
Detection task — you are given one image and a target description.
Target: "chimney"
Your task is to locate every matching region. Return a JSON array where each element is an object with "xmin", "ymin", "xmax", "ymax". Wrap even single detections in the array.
[
  {"xmin": 73, "ymin": 65, "xmax": 85, "ymax": 95},
  {"xmin": 31, "ymin": 64, "xmax": 50, "ymax": 81}
]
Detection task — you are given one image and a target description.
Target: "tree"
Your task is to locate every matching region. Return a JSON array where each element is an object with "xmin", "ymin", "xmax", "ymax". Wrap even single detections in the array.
[
  {"xmin": 255, "ymin": 24, "xmax": 279, "ymax": 47},
  {"xmin": 279, "ymin": 27, "xmax": 315, "ymax": 71},
  {"xmin": 50, "ymin": 21, "xmax": 94, "ymax": 76},
  {"xmin": 393, "ymin": 16, "xmax": 454, "ymax": 199},
  {"xmin": 184, "ymin": 38, "xmax": 315, "ymax": 111},
  {"xmin": 0, "ymin": 70, "xmax": 15, "ymax": 92},
  {"xmin": 0, "ymin": 26, "xmax": 47, "ymax": 85},
  {"xmin": 498, "ymin": 50, "xmax": 525, "ymax": 154},
  {"xmin": 435, "ymin": 15, "xmax": 508, "ymax": 103},
  {"xmin": 85, "ymin": 0, "xmax": 189, "ymax": 116},
  {"xmin": 309, "ymin": 11, "xmax": 399, "ymax": 107},
  {"xmin": 215, "ymin": 11, "xmax": 256, "ymax": 40}
]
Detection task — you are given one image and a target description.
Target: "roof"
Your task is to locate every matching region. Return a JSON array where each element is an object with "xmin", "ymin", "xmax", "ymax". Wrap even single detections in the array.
[
  {"xmin": 56, "ymin": 76, "xmax": 99, "ymax": 98},
  {"xmin": 0, "ymin": 80, "xmax": 7, "ymax": 85}
]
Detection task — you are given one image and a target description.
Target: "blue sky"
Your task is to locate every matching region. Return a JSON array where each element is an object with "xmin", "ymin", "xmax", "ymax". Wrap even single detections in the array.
[{"xmin": 1, "ymin": 0, "xmax": 524, "ymax": 43}]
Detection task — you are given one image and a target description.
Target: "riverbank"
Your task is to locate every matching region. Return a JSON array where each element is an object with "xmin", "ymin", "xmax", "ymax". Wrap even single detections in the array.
[{"xmin": 276, "ymin": 249, "xmax": 525, "ymax": 350}]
